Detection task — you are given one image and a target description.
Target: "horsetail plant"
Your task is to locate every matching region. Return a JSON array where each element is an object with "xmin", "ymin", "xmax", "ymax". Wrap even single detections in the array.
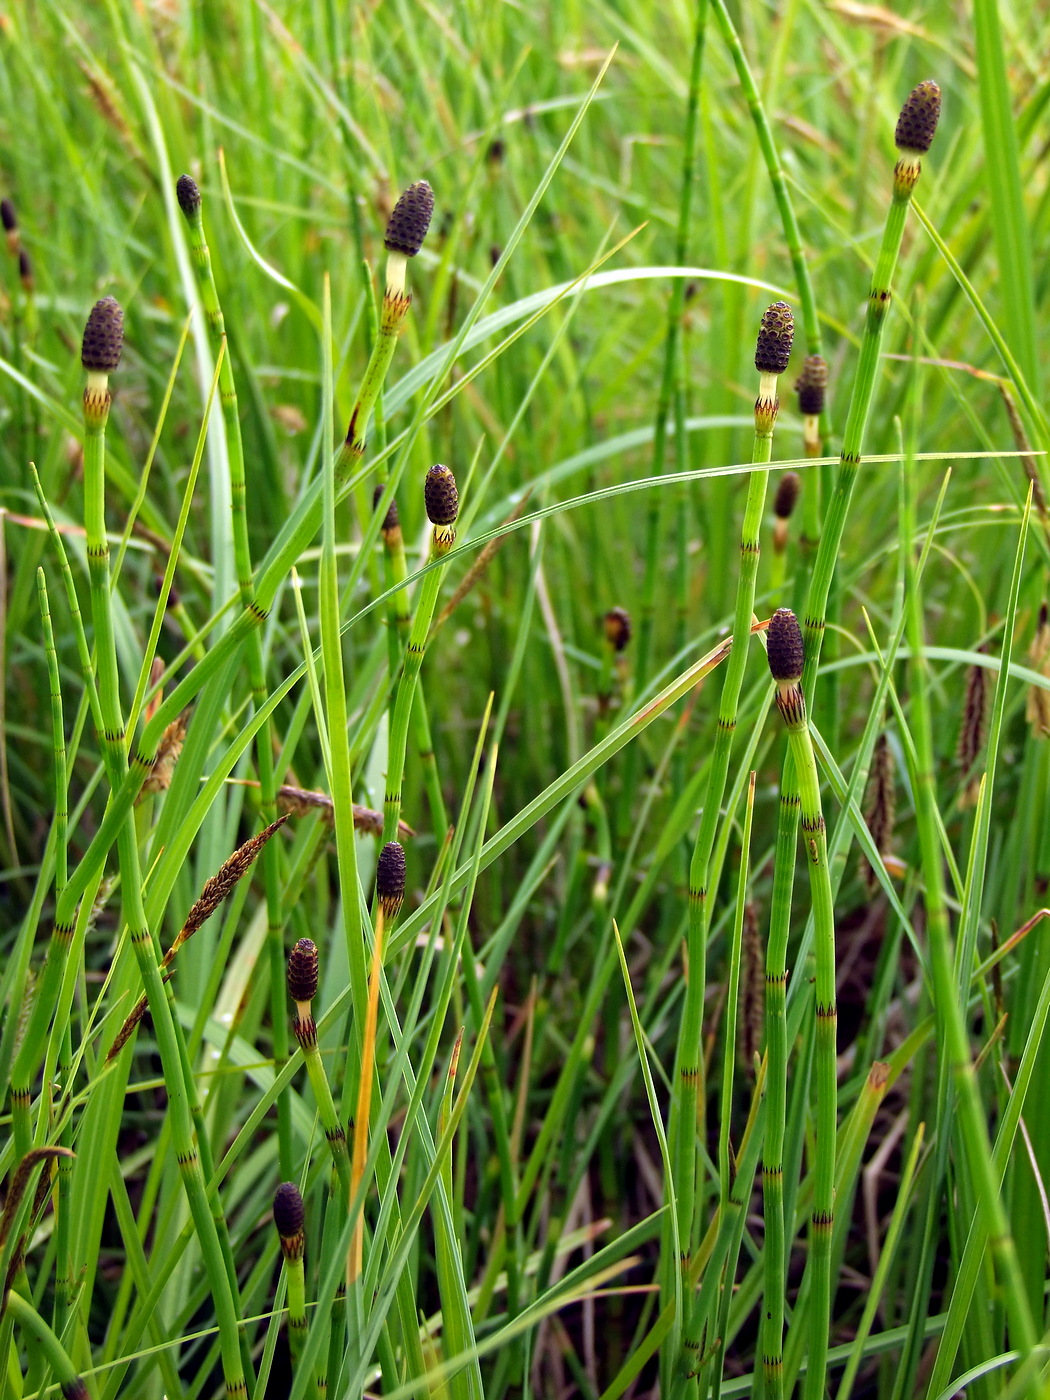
[
  {"xmin": 667, "ymin": 299, "xmax": 793, "ymax": 1386},
  {"xmin": 764, "ymin": 608, "xmax": 837, "ymax": 1400},
  {"xmin": 382, "ymin": 464, "xmax": 459, "ymax": 843},
  {"xmin": 176, "ymin": 171, "xmax": 295, "ymax": 1176},
  {"xmin": 337, "ymin": 179, "xmax": 434, "ymax": 474},
  {"xmin": 273, "ymin": 1182, "xmax": 309, "ymax": 1370},
  {"xmin": 8, "ymin": 298, "xmax": 251, "ymax": 1396},
  {"xmin": 286, "ymin": 938, "xmax": 352, "ymax": 1198},
  {"xmin": 770, "ymin": 469, "xmax": 800, "ymax": 594},
  {"xmin": 757, "ymin": 90, "xmax": 940, "ymax": 1388}
]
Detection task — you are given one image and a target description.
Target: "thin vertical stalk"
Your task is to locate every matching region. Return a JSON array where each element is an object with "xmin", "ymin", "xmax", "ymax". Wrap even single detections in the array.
[
  {"xmin": 765, "ymin": 610, "xmax": 837, "ymax": 1400},
  {"xmin": 176, "ymin": 175, "xmax": 294, "ymax": 1177},
  {"xmin": 668, "ymin": 303, "xmax": 794, "ymax": 1381}
]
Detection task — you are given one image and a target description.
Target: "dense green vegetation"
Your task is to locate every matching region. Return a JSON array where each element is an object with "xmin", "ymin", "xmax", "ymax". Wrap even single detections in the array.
[{"xmin": 2, "ymin": 2, "xmax": 1050, "ymax": 1397}]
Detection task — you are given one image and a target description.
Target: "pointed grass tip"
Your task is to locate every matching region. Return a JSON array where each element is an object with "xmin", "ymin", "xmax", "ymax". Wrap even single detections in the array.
[
  {"xmin": 176, "ymin": 174, "xmax": 202, "ymax": 219},
  {"xmin": 376, "ymin": 841, "xmax": 406, "ymax": 920},
  {"xmin": 766, "ymin": 608, "xmax": 804, "ymax": 683},
  {"xmin": 795, "ymin": 355, "xmax": 828, "ymax": 416},
  {"xmin": 81, "ymin": 296, "xmax": 124, "ymax": 374},
  {"xmin": 895, "ymin": 81, "xmax": 941, "ymax": 155},
  {"xmin": 384, "ymin": 180, "xmax": 434, "ymax": 258},
  {"xmin": 286, "ymin": 938, "xmax": 319, "ymax": 1004},
  {"xmin": 273, "ymin": 1181, "xmax": 305, "ymax": 1237},
  {"xmin": 773, "ymin": 471, "xmax": 801, "ymax": 521},
  {"xmin": 755, "ymin": 301, "xmax": 794, "ymax": 375},
  {"xmin": 603, "ymin": 607, "xmax": 632, "ymax": 652},
  {"xmin": 424, "ymin": 463, "xmax": 459, "ymax": 527}
]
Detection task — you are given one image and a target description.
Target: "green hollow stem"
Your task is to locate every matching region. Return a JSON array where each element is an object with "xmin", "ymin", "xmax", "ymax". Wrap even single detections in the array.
[
  {"xmin": 758, "ymin": 140, "xmax": 936, "ymax": 1390},
  {"xmin": 283, "ymin": 1252, "xmax": 309, "ymax": 1371},
  {"xmin": 771, "ymin": 673, "xmax": 836, "ymax": 1400},
  {"xmin": 181, "ymin": 193, "xmax": 293, "ymax": 1178},
  {"xmin": 382, "ymin": 527, "xmax": 454, "ymax": 844},
  {"xmin": 44, "ymin": 384, "xmax": 247, "ymax": 1398},
  {"xmin": 668, "ymin": 367, "xmax": 783, "ymax": 1370}
]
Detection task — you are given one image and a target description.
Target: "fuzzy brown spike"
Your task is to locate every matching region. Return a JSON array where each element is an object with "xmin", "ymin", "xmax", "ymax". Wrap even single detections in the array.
[
  {"xmin": 384, "ymin": 180, "xmax": 434, "ymax": 257},
  {"xmin": 895, "ymin": 80, "xmax": 941, "ymax": 155},
  {"xmin": 863, "ymin": 732, "xmax": 896, "ymax": 893},
  {"xmin": 181, "ymin": 816, "xmax": 289, "ymax": 941},
  {"xmin": 755, "ymin": 301, "xmax": 794, "ymax": 375},
  {"xmin": 81, "ymin": 296, "xmax": 124, "ymax": 374},
  {"xmin": 1027, "ymin": 604, "xmax": 1050, "ymax": 738},
  {"xmin": 741, "ymin": 901, "xmax": 763, "ymax": 1073},
  {"xmin": 957, "ymin": 653, "xmax": 988, "ymax": 803}
]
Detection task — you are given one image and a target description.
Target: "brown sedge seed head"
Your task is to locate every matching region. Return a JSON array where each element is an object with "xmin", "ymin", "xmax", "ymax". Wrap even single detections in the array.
[
  {"xmin": 81, "ymin": 296, "xmax": 124, "ymax": 374},
  {"xmin": 424, "ymin": 463, "xmax": 459, "ymax": 527},
  {"xmin": 895, "ymin": 81, "xmax": 941, "ymax": 155},
  {"xmin": 795, "ymin": 355, "xmax": 828, "ymax": 416},
  {"xmin": 603, "ymin": 607, "xmax": 632, "ymax": 652},
  {"xmin": 766, "ymin": 608, "xmax": 805, "ymax": 683},
  {"xmin": 286, "ymin": 937, "xmax": 319, "ymax": 1003},
  {"xmin": 755, "ymin": 301, "xmax": 794, "ymax": 375},
  {"xmin": 773, "ymin": 471, "xmax": 801, "ymax": 521},
  {"xmin": 176, "ymin": 174, "xmax": 202, "ymax": 220},
  {"xmin": 376, "ymin": 841, "xmax": 406, "ymax": 920},
  {"xmin": 384, "ymin": 180, "xmax": 434, "ymax": 258}
]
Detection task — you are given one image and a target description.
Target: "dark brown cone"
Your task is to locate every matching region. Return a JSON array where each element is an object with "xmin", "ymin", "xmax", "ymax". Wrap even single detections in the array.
[
  {"xmin": 424, "ymin": 464, "xmax": 458, "ymax": 526},
  {"xmin": 773, "ymin": 471, "xmax": 801, "ymax": 520},
  {"xmin": 766, "ymin": 608, "xmax": 804, "ymax": 683},
  {"xmin": 287, "ymin": 938, "xmax": 319, "ymax": 1003},
  {"xmin": 384, "ymin": 180, "xmax": 434, "ymax": 257},
  {"xmin": 81, "ymin": 296, "xmax": 124, "ymax": 374},
  {"xmin": 755, "ymin": 301, "xmax": 794, "ymax": 375},
  {"xmin": 19, "ymin": 249, "xmax": 33, "ymax": 292},
  {"xmin": 1, "ymin": 198, "xmax": 16, "ymax": 233},
  {"xmin": 176, "ymin": 174, "xmax": 202, "ymax": 219},
  {"xmin": 373, "ymin": 482, "xmax": 400, "ymax": 533},
  {"xmin": 376, "ymin": 841, "xmax": 406, "ymax": 919},
  {"xmin": 795, "ymin": 355, "xmax": 828, "ymax": 416},
  {"xmin": 895, "ymin": 81, "xmax": 941, "ymax": 154},
  {"xmin": 273, "ymin": 1181, "xmax": 306, "ymax": 1238},
  {"xmin": 603, "ymin": 607, "xmax": 632, "ymax": 652}
]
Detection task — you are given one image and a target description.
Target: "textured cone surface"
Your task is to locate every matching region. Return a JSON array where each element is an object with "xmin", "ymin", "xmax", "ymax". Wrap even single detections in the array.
[
  {"xmin": 795, "ymin": 355, "xmax": 828, "ymax": 416},
  {"xmin": 767, "ymin": 608, "xmax": 805, "ymax": 682},
  {"xmin": 755, "ymin": 301, "xmax": 795, "ymax": 374},
  {"xmin": 773, "ymin": 471, "xmax": 801, "ymax": 520},
  {"xmin": 273, "ymin": 1182, "xmax": 305, "ymax": 1237},
  {"xmin": 81, "ymin": 296, "xmax": 124, "ymax": 373},
  {"xmin": 376, "ymin": 841, "xmax": 406, "ymax": 906},
  {"xmin": 895, "ymin": 81, "xmax": 941, "ymax": 153},
  {"xmin": 19, "ymin": 250, "xmax": 33, "ymax": 289},
  {"xmin": 373, "ymin": 482, "xmax": 400, "ymax": 532},
  {"xmin": 424, "ymin": 464, "xmax": 459, "ymax": 525},
  {"xmin": 286, "ymin": 938, "xmax": 319, "ymax": 1002},
  {"xmin": 1, "ymin": 198, "xmax": 16, "ymax": 232},
  {"xmin": 384, "ymin": 180, "xmax": 434, "ymax": 257},
  {"xmin": 603, "ymin": 607, "xmax": 632, "ymax": 652},
  {"xmin": 176, "ymin": 174, "xmax": 202, "ymax": 218}
]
